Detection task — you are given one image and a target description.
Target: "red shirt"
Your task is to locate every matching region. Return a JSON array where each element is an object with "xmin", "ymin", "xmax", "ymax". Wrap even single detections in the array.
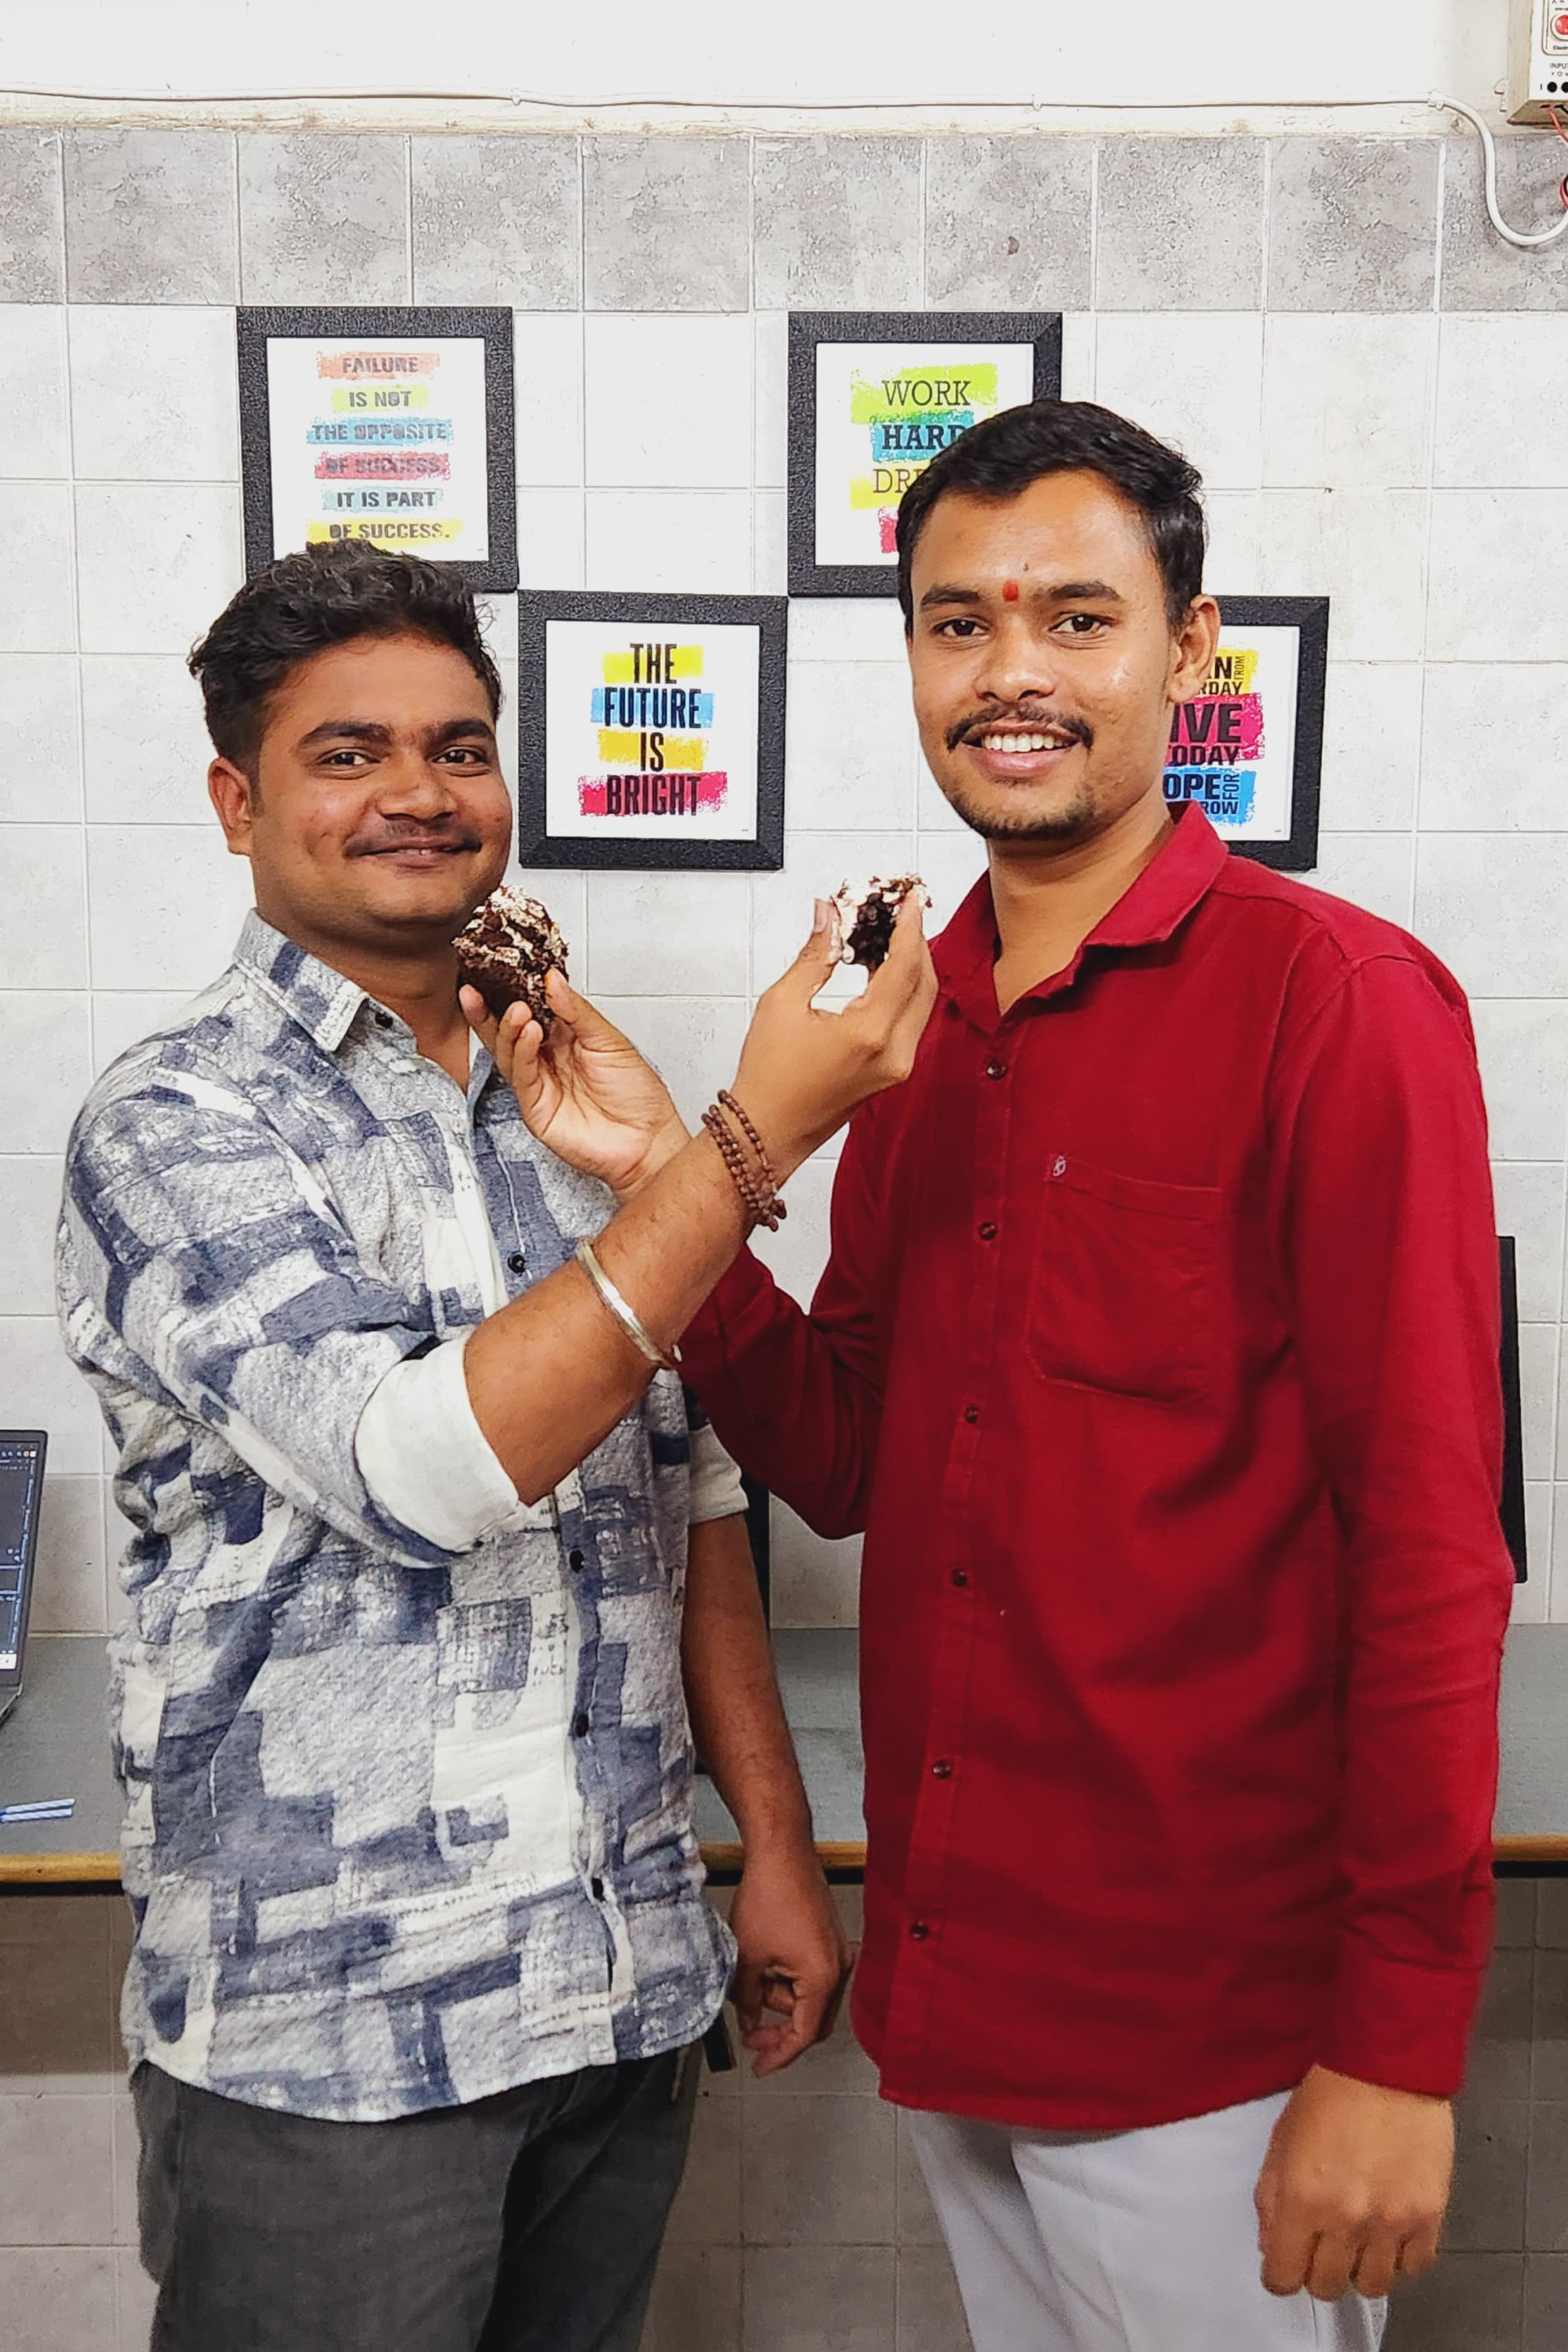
[{"xmin": 683, "ymin": 806, "xmax": 1514, "ymax": 2129}]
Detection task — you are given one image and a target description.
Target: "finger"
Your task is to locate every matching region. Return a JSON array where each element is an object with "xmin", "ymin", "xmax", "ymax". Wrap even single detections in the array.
[
  {"xmin": 459, "ymin": 984, "xmax": 500, "ymax": 1051},
  {"xmin": 490, "ymin": 999, "xmax": 539, "ymax": 1089},
  {"xmin": 1304, "ymin": 2231, "xmax": 1359, "ymax": 2304},
  {"xmin": 543, "ymin": 967, "xmax": 630, "ymax": 1051},
  {"xmin": 1394, "ymin": 2223, "xmax": 1441, "ymax": 2278},
  {"xmin": 1259, "ymin": 2207, "xmax": 1319, "ymax": 2299},
  {"xmin": 1349, "ymin": 2229, "xmax": 1404, "ymax": 2302},
  {"xmin": 771, "ymin": 899, "xmax": 843, "ymax": 1005},
  {"xmin": 729, "ymin": 1960, "xmax": 767, "ymax": 2041}
]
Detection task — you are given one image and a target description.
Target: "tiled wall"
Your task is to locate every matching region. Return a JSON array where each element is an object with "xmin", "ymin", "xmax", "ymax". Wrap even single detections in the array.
[{"xmin": 2, "ymin": 120, "xmax": 1568, "ymax": 2350}]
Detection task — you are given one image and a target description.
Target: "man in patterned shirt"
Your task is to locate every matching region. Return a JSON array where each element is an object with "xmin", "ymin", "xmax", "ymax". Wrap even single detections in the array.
[{"xmin": 57, "ymin": 543, "xmax": 934, "ymax": 2352}]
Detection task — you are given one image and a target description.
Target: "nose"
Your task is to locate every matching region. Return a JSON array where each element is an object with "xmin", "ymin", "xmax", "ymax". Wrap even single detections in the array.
[
  {"xmin": 375, "ymin": 747, "xmax": 458, "ymax": 816},
  {"xmin": 973, "ymin": 615, "xmax": 1061, "ymax": 709}
]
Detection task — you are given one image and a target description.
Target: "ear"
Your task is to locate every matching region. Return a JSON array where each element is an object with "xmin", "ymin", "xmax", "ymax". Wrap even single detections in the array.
[
  {"xmin": 208, "ymin": 757, "xmax": 257, "ymax": 860},
  {"xmin": 1168, "ymin": 595, "xmax": 1222, "ymax": 706}
]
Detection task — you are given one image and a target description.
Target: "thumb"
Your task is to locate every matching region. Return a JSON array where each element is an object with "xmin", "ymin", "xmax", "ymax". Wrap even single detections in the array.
[
  {"xmin": 782, "ymin": 899, "xmax": 842, "ymax": 998},
  {"xmin": 543, "ymin": 968, "xmax": 621, "ymax": 1049}
]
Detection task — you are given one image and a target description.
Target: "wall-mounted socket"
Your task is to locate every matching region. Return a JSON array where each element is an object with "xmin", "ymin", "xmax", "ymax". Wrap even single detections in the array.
[{"xmin": 1509, "ymin": 0, "xmax": 1568, "ymax": 125}]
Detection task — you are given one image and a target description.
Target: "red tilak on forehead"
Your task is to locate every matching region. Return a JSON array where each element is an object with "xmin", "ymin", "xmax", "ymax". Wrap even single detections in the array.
[{"xmin": 1002, "ymin": 579, "xmax": 1020, "ymax": 601}]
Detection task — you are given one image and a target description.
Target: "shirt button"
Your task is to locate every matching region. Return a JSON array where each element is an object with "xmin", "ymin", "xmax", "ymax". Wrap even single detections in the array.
[
  {"xmin": 572, "ymin": 1712, "xmax": 590, "ymax": 1738},
  {"xmin": 978, "ymin": 1221, "xmax": 997, "ymax": 1242},
  {"xmin": 909, "ymin": 1920, "xmax": 932, "ymax": 1942},
  {"xmin": 963, "ymin": 1404, "xmax": 980, "ymax": 1425},
  {"xmin": 507, "ymin": 1251, "xmax": 526, "ymax": 1273},
  {"xmin": 568, "ymin": 1549, "xmax": 585, "ymax": 1572},
  {"xmin": 373, "ymin": 1010, "xmax": 394, "ymax": 1030},
  {"xmin": 951, "ymin": 1568, "xmax": 969, "ymax": 1588},
  {"xmin": 1051, "ymin": 1155, "xmax": 1067, "ymax": 1178},
  {"xmin": 984, "ymin": 1059, "xmax": 1007, "ymax": 1080},
  {"xmin": 931, "ymin": 1759, "xmax": 954, "ymax": 1780}
]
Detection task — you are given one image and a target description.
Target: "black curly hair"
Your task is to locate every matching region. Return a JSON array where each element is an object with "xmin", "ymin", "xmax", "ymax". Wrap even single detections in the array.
[{"xmin": 189, "ymin": 540, "xmax": 502, "ymax": 775}]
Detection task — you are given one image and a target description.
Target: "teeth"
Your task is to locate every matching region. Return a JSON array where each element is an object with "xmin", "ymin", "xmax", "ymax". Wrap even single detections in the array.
[{"xmin": 980, "ymin": 732, "xmax": 1067, "ymax": 753}]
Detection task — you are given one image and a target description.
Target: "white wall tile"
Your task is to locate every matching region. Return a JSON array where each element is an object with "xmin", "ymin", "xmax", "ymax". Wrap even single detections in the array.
[
  {"xmin": 1094, "ymin": 314, "xmax": 1263, "ymax": 490},
  {"xmin": 754, "ymin": 311, "xmax": 788, "ymax": 490},
  {"xmin": 503, "ymin": 869, "xmax": 586, "ymax": 970},
  {"xmin": 1316, "ymin": 664, "xmax": 1421, "ymax": 833},
  {"xmin": 753, "ymin": 491, "xmax": 786, "ymax": 594},
  {"xmin": 1472, "ymin": 1002, "xmax": 1568, "ymax": 1164},
  {"xmin": 1202, "ymin": 492, "xmax": 1263, "ymax": 595},
  {"xmin": 1262, "ymin": 316, "xmax": 1436, "ymax": 490},
  {"xmin": 584, "ymin": 491, "xmax": 752, "ymax": 592},
  {"xmin": 769, "ymin": 1500, "xmax": 861, "ymax": 1631},
  {"xmin": 1259, "ymin": 489, "xmax": 1428, "ymax": 662},
  {"xmin": 30, "ymin": 1472, "xmax": 108, "ymax": 1634},
  {"xmin": 516, "ymin": 488, "xmax": 586, "ymax": 590},
  {"xmin": 80, "ymin": 655, "xmax": 212, "ymax": 824},
  {"xmin": 0, "ymin": 1155, "xmax": 63, "ymax": 1315},
  {"xmin": 0, "ymin": 483, "xmax": 75, "ymax": 652},
  {"xmin": 90, "ymin": 992, "xmax": 195, "ymax": 1076},
  {"xmin": 1059, "ymin": 312, "xmax": 1095, "ymax": 403},
  {"xmin": 1492, "ymin": 1161, "xmax": 1566, "ymax": 1323},
  {"xmin": 1521, "ymin": 1321, "xmax": 1560, "ymax": 1482},
  {"xmin": 1521, "ymin": 1481, "xmax": 1552, "ymax": 1616},
  {"xmin": 785, "ymin": 662, "xmax": 919, "ymax": 831},
  {"xmin": 0, "ymin": 825, "xmax": 86, "ymax": 989},
  {"xmin": 0, "ymin": 1316, "xmax": 103, "ymax": 1474},
  {"xmin": 0, "ymin": 992, "xmax": 91, "ymax": 1153},
  {"xmin": 1434, "ymin": 314, "xmax": 1568, "ymax": 490},
  {"xmin": 68, "ymin": 305, "xmax": 238, "ymax": 482},
  {"xmin": 914, "ymin": 829, "xmax": 991, "ymax": 938},
  {"xmin": 1427, "ymin": 492, "xmax": 1568, "ymax": 663},
  {"xmin": 1416, "ymin": 834, "xmax": 1568, "ymax": 998},
  {"xmin": 749, "ymin": 1153, "xmax": 834, "ymax": 1311},
  {"xmin": 585, "ymin": 869, "xmax": 752, "ymax": 997},
  {"xmin": 512, "ymin": 312, "xmax": 584, "ymax": 488},
  {"xmin": 786, "ymin": 600, "xmax": 908, "ymax": 665},
  {"xmin": 584, "ymin": 316, "xmax": 753, "ymax": 488},
  {"xmin": 76, "ymin": 483, "xmax": 243, "ymax": 656},
  {"xmin": 1302, "ymin": 835, "xmax": 1415, "ymax": 929},
  {"xmin": 86, "ymin": 824, "xmax": 253, "ymax": 992},
  {"xmin": 1419, "ymin": 665, "xmax": 1566, "ymax": 832},
  {"xmin": 0, "ymin": 652, "xmax": 81, "ymax": 821},
  {"xmin": 593, "ymin": 994, "xmax": 749, "ymax": 1131},
  {"xmin": 0, "ymin": 304, "xmax": 68, "ymax": 477}
]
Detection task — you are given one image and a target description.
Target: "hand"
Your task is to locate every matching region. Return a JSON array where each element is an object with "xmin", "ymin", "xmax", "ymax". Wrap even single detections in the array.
[
  {"xmin": 462, "ymin": 968, "xmax": 688, "ymax": 1201},
  {"xmin": 1255, "ymin": 2065, "xmax": 1453, "ymax": 2302},
  {"xmin": 728, "ymin": 1839, "xmax": 855, "ymax": 2077},
  {"xmin": 730, "ymin": 895, "xmax": 938, "ymax": 1183}
]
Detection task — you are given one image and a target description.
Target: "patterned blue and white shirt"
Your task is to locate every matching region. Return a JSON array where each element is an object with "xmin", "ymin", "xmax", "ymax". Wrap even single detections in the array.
[{"xmin": 57, "ymin": 913, "xmax": 738, "ymax": 2123}]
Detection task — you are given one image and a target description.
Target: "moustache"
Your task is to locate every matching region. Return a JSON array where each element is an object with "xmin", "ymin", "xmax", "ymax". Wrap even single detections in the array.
[
  {"xmin": 345, "ymin": 823, "xmax": 485, "ymax": 859},
  {"xmin": 946, "ymin": 708, "xmax": 1095, "ymax": 753}
]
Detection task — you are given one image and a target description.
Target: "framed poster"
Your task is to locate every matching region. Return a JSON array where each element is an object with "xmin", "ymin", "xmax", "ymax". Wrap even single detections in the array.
[
  {"xmin": 1164, "ymin": 596, "xmax": 1329, "ymax": 873},
  {"xmin": 237, "ymin": 305, "xmax": 517, "ymax": 590},
  {"xmin": 515, "ymin": 592, "xmax": 786, "ymax": 871},
  {"xmin": 788, "ymin": 310, "xmax": 1061, "ymax": 597}
]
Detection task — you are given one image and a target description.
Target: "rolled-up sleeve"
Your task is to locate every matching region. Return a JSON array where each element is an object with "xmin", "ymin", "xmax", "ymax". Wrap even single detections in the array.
[
  {"xmin": 355, "ymin": 1333, "xmax": 521, "ymax": 1551},
  {"xmin": 61, "ymin": 1078, "xmax": 468, "ymax": 1569}
]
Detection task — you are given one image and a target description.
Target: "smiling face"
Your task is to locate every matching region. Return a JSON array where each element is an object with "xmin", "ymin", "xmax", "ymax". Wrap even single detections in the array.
[
  {"xmin": 207, "ymin": 632, "xmax": 512, "ymax": 968},
  {"xmin": 906, "ymin": 469, "xmax": 1219, "ymax": 853}
]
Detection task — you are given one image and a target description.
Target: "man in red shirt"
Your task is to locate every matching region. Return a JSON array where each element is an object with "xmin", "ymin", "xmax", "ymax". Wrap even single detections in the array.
[{"xmin": 668, "ymin": 404, "xmax": 1515, "ymax": 2348}]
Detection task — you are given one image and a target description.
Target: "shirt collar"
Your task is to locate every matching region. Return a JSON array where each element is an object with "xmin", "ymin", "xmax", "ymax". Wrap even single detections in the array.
[
  {"xmin": 232, "ymin": 910, "xmax": 383, "ymax": 1054},
  {"xmin": 932, "ymin": 803, "xmax": 1231, "ymax": 1020}
]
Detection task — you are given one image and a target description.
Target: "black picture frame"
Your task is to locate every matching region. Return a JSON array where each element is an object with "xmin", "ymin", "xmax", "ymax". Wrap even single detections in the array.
[
  {"xmin": 514, "ymin": 591, "xmax": 788, "ymax": 872},
  {"xmin": 1500, "ymin": 1237, "xmax": 1528, "ymax": 1583},
  {"xmin": 237, "ymin": 305, "xmax": 517, "ymax": 590},
  {"xmin": 787, "ymin": 310, "xmax": 1063, "ymax": 598},
  {"xmin": 1169, "ymin": 595, "xmax": 1329, "ymax": 876}
]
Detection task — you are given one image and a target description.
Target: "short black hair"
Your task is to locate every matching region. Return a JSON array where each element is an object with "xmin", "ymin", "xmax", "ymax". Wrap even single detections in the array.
[
  {"xmin": 895, "ymin": 399, "xmax": 1207, "ymax": 632},
  {"xmin": 189, "ymin": 540, "xmax": 502, "ymax": 773}
]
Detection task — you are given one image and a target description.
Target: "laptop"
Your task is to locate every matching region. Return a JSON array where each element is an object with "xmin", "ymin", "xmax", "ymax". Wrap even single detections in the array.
[{"xmin": 0, "ymin": 1430, "xmax": 47, "ymax": 1731}]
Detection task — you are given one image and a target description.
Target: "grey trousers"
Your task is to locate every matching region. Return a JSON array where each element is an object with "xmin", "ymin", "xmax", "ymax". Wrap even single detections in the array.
[{"xmin": 133, "ymin": 2046, "xmax": 701, "ymax": 2352}]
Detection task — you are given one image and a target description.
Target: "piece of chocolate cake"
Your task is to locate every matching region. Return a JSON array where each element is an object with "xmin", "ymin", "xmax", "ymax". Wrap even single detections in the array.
[
  {"xmin": 831, "ymin": 875, "xmax": 930, "ymax": 972},
  {"xmin": 454, "ymin": 889, "xmax": 569, "ymax": 1027}
]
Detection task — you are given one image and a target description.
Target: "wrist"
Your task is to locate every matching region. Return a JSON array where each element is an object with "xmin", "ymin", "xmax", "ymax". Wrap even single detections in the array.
[{"xmin": 611, "ymin": 1115, "xmax": 692, "ymax": 1204}]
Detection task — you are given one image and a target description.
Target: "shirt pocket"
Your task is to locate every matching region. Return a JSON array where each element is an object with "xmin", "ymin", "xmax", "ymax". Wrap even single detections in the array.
[{"xmin": 1025, "ymin": 1153, "xmax": 1225, "ymax": 1406}]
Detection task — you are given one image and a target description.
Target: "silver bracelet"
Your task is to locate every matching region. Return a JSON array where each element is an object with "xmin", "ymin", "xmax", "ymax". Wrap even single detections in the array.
[{"xmin": 574, "ymin": 1237, "xmax": 683, "ymax": 1373}]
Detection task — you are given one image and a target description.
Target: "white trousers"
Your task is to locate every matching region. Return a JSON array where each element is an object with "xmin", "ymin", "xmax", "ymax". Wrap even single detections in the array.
[{"xmin": 908, "ymin": 2094, "xmax": 1389, "ymax": 2352}]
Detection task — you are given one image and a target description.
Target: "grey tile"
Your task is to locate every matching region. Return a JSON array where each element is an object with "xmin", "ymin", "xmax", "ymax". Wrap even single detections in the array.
[
  {"xmin": 1266, "ymin": 139, "xmax": 1439, "ymax": 312},
  {"xmin": 1448, "ymin": 2100, "xmax": 1528, "ymax": 2251},
  {"xmin": 0, "ymin": 1930, "xmax": 119, "ymax": 2081},
  {"xmin": 0, "ymin": 132, "xmax": 64, "ymax": 300},
  {"xmin": 1468, "ymin": 1947, "xmax": 1536, "ymax": 2102},
  {"xmin": 584, "ymin": 137, "xmax": 748, "ymax": 311},
  {"xmin": 746, "ymin": 2002, "xmax": 879, "ymax": 2099},
  {"xmin": 1526, "ymin": 2252, "xmax": 1568, "ymax": 2350},
  {"xmin": 1528, "ymin": 2104, "xmax": 1568, "ymax": 2250},
  {"xmin": 116, "ymin": 2247, "xmax": 159, "ymax": 2352},
  {"xmin": 411, "ymin": 136, "xmax": 579, "ymax": 308},
  {"xmin": 0, "ymin": 2248, "xmax": 118, "ymax": 2350},
  {"xmin": 1536, "ymin": 1956, "xmax": 1568, "ymax": 2102},
  {"xmin": 753, "ymin": 139, "xmax": 922, "ymax": 310},
  {"xmin": 1381, "ymin": 2250, "xmax": 1522, "ymax": 2352},
  {"xmin": 924, "ymin": 138, "xmax": 1092, "ymax": 310},
  {"xmin": 63, "ymin": 132, "xmax": 237, "ymax": 303},
  {"xmin": 895, "ymin": 2243, "xmax": 973, "ymax": 2352},
  {"xmin": 666, "ymin": 2090, "xmax": 742, "ymax": 2246},
  {"xmin": 743, "ymin": 2246, "xmax": 896, "ymax": 2352},
  {"xmin": 742, "ymin": 2095, "xmax": 896, "ymax": 2246},
  {"xmin": 894, "ymin": 2115, "xmax": 944, "ymax": 2247},
  {"xmin": 239, "ymin": 135, "xmax": 409, "ymax": 305},
  {"xmin": 642, "ymin": 2246, "xmax": 741, "ymax": 2352},
  {"xmin": 112, "ymin": 2091, "xmax": 140, "ymax": 2248},
  {"xmin": 1541, "ymin": 1882, "xmax": 1568, "ymax": 1950},
  {"xmin": 1442, "ymin": 134, "xmax": 1568, "ymax": 312},
  {"xmin": 1095, "ymin": 139, "xmax": 1264, "ymax": 311},
  {"xmin": 0, "ymin": 2093, "xmax": 114, "ymax": 2242}
]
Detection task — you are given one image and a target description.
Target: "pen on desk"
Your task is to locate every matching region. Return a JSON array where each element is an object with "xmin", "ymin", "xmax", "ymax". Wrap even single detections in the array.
[{"xmin": 0, "ymin": 1798, "xmax": 76, "ymax": 1822}]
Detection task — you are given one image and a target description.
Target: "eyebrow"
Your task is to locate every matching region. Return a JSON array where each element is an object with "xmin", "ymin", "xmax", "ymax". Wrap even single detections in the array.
[
  {"xmin": 917, "ymin": 578, "xmax": 1125, "ymax": 611},
  {"xmin": 295, "ymin": 715, "xmax": 497, "ymax": 753}
]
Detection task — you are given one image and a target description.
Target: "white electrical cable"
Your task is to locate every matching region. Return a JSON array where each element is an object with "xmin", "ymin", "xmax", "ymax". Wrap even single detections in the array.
[{"xmin": 1428, "ymin": 91, "xmax": 1568, "ymax": 250}]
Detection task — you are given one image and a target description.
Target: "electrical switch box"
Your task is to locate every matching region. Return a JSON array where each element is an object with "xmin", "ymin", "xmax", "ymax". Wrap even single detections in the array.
[{"xmin": 1509, "ymin": 0, "xmax": 1568, "ymax": 125}]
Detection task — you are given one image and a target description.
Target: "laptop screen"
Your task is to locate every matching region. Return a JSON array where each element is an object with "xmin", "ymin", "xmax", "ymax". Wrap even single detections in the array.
[{"xmin": 0, "ymin": 1432, "xmax": 47, "ymax": 1685}]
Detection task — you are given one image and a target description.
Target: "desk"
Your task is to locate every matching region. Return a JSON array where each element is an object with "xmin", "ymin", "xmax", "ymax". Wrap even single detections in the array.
[{"xmin": 2, "ymin": 1626, "xmax": 1565, "ymax": 1890}]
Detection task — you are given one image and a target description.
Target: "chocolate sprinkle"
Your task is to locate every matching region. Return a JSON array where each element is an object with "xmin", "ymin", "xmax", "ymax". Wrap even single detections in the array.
[
  {"xmin": 831, "ymin": 875, "xmax": 929, "ymax": 972},
  {"xmin": 454, "ymin": 888, "xmax": 569, "ymax": 1027}
]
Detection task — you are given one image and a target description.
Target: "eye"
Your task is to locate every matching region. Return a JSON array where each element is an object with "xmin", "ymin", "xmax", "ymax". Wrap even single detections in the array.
[
  {"xmin": 438, "ymin": 744, "xmax": 490, "ymax": 765},
  {"xmin": 1054, "ymin": 613, "xmax": 1110, "ymax": 638},
  {"xmin": 321, "ymin": 748, "xmax": 372, "ymax": 767},
  {"xmin": 932, "ymin": 616, "xmax": 984, "ymax": 639}
]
